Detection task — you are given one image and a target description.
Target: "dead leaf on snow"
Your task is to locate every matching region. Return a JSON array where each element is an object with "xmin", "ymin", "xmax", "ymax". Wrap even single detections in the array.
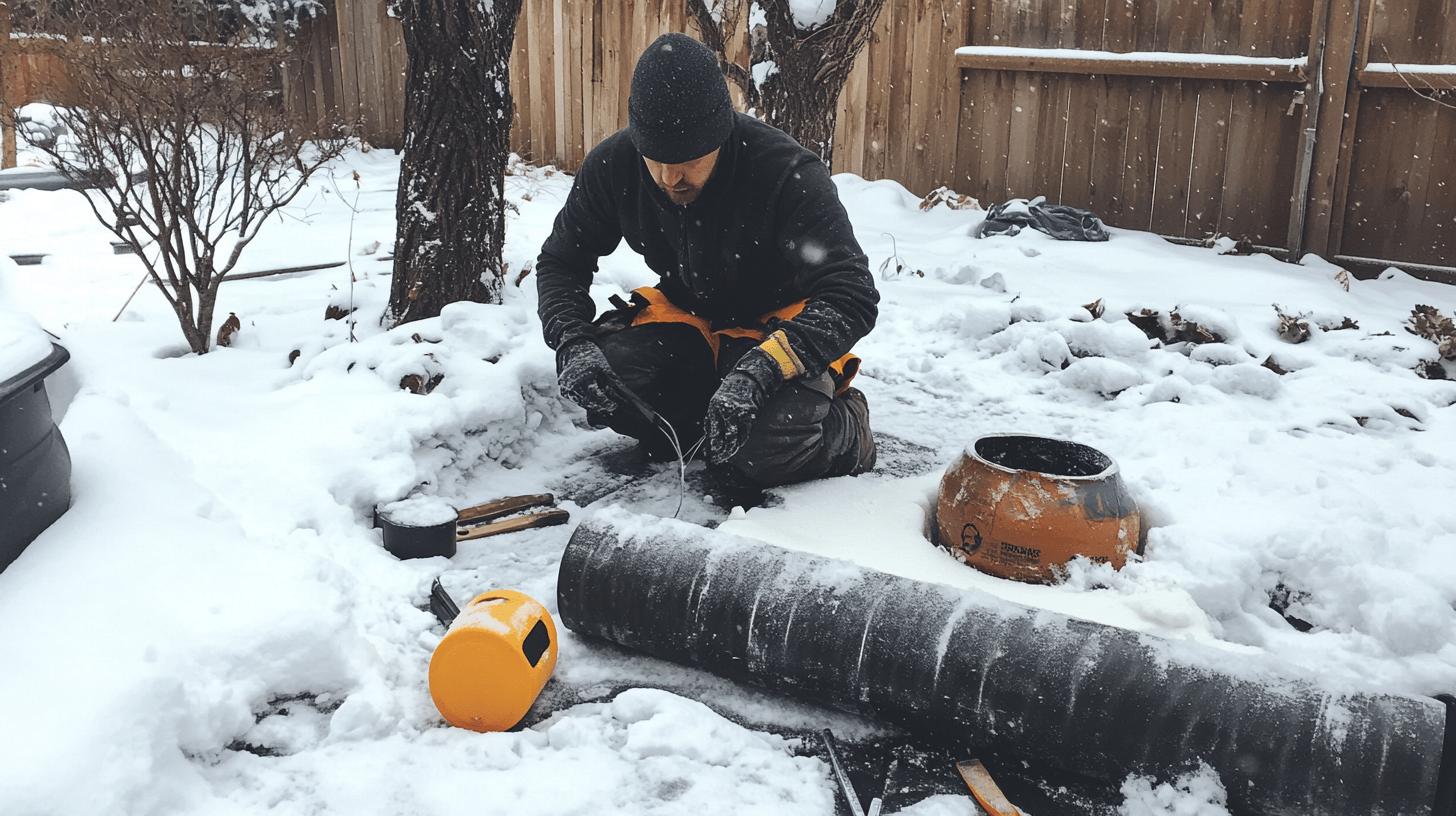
[
  {"xmin": 1274, "ymin": 304, "xmax": 1312, "ymax": 344},
  {"xmin": 216, "ymin": 312, "xmax": 241, "ymax": 348},
  {"xmin": 918, "ymin": 186, "xmax": 980, "ymax": 212},
  {"xmin": 1169, "ymin": 309, "xmax": 1226, "ymax": 344},
  {"xmin": 400, "ymin": 373, "xmax": 444, "ymax": 395},
  {"xmin": 1415, "ymin": 359, "xmax": 1449, "ymax": 380},
  {"xmin": 1406, "ymin": 305, "xmax": 1456, "ymax": 359},
  {"xmin": 1125, "ymin": 308, "xmax": 1166, "ymax": 344}
]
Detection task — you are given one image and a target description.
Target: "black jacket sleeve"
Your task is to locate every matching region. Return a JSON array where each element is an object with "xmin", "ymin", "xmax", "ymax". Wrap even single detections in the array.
[
  {"xmin": 771, "ymin": 159, "xmax": 879, "ymax": 375},
  {"xmin": 536, "ymin": 144, "xmax": 624, "ymax": 351}
]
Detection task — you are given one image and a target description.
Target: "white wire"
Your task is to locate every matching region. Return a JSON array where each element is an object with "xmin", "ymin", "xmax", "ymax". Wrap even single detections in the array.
[{"xmin": 651, "ymin": 413, "xmax": 689, "ymax": 519}]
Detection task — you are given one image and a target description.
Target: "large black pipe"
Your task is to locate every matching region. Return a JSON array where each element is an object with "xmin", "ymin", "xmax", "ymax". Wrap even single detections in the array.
[
  {"xmin": 1, "ymin": 343, "xmax": 72, "ymax": 570},
  {"xmin": 558, "ymin": 510, "xmax": 1455, "ymax": 816}
]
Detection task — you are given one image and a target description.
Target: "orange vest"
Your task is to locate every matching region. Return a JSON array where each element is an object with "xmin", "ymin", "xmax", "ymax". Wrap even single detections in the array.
[{"xmin": 626, "ymin": 286, "xmax": 861, "ymax": 395}]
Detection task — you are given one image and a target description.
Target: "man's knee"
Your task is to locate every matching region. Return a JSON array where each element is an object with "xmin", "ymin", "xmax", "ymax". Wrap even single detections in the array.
[
  {"xmin": 725, "ymin": 382, "xmax": 876, "ymax": 488},
  {"xmin": 591, "ymin": 323, "xmax": 716, "ymax": 448},
  {"xmin": 724, "ymin": 380, "xmax": 831, "ymax": 488},
  {"xmin": 597, "ymin": 324, "xmax": 705, "ymax": 393}
]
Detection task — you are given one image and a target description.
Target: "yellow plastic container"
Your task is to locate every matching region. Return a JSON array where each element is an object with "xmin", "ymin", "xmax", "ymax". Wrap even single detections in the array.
[{"xmin": 428, "ymin": 589, "xmax": 558, "ymax": 732}]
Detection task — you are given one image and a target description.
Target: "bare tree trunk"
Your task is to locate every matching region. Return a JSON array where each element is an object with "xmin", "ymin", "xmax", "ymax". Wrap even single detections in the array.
[
  {"xmin": 689, "ymin": 0, "xmax": 884, "ymax": 165},
  {"xmin": 755, "ymin": 0, "xmax": 885, "ymax": 165},
  {"xmin": 756, "ymin": 52, "xmax": 845, "ymax": 162},
  {"xmin": 388, "ymin": 0, "xmax": 523, "ymax": 325},
  {"xmin": 0, "ymin": 0, "xmax": 16, "ymax": 170}
]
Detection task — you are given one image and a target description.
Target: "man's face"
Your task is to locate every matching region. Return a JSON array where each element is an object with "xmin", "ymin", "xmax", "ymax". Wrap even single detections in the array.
[{"xmin": 643, "ymin": 148, "xmax": 720, "ymax": 206}]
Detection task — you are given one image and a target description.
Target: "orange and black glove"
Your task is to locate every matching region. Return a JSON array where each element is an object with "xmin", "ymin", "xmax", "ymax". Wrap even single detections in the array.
[{"xmin": 705, "ymin": 331, "xmax": 806, "ymax": 465}]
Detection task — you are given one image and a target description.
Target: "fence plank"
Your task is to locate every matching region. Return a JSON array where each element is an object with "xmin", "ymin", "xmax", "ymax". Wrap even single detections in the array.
[
  {"xmin": 1184, "ymin": 83, "xmax": 1234, "ymax": 237},
  {"xmin": 952, "ymin": 52, "xmax": 1307, "ymax": 83},
  {"xmin": 1004, "ymin": 71, "xmax": 1039, "ymax": 196},
  {"xmin": 1301, "ymin": 0, "xmax": 1362, "ymax": 254},
  {"xmin": 1036, "ymin": 74, "xmax": 1071, "ymax": 202},
  {"xmin": 904, "ymin": 0, "xmax": 940, "ymax": 191},
  {"xmin": 833, "ymin": 33, "xmax": 870, "ymax": 177},
  {"xmin": 1325, "ymin": 0, "xmax": 1378, "ymax": 257},
  {"xmin": 862, "ymin": 0, "xmax": 896, "ymax": 180},
  {"xmin": 1117, "ymin": 78, "xmax": 1159, "ymax": 229},
  {"xmin": 1085, "ymin": 75, "xmax": 1129, "ymax": 218},
  {"xmin": 1057, "ymin": 75, "xmax": 1095, "ymax": 206},
  {"xmin": 953, "ymin": 72, "xmax": 984, "ymax": 198}
]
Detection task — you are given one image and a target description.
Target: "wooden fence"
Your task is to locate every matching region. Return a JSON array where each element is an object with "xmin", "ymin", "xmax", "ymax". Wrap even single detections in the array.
[
  {"xmin": 5, "ymin": 0, "xmax": 1454, "ymax": 274},
  {"xmin": 278, "ymin": 0, "xmax": 1456, "ymax": 274}
]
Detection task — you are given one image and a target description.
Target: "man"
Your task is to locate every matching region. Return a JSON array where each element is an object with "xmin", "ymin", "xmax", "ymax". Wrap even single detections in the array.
[{"xmin": 536, "ymin": 33, "xmax": 878, "ymax": 490}]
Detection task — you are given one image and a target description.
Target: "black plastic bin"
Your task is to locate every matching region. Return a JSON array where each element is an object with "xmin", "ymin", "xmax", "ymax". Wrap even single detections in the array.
[{"xmin": 1, "ymin": 343, "xmax": 73, "ymax": 571}]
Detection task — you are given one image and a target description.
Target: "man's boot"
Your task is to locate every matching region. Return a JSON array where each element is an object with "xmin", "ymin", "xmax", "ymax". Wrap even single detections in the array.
[{"xmin": 825, "ymin": 387, "xmax": 877, "ymax": 476}]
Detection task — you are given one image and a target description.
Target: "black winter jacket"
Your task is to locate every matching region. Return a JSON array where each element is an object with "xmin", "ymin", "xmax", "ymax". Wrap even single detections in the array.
[{"xmin": 535, "ymin": 113, "xmax": 878, "ymax": 377}]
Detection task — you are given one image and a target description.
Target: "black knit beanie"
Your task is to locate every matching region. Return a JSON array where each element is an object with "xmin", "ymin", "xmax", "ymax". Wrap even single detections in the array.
[{"xmin": 627, "ymin": 33, "xmax": 735, "ymax": 164}]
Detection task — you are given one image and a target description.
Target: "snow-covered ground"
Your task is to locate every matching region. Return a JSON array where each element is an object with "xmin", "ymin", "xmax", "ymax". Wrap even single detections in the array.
[{"xmin": 2, "ymin": 123, "xmax": 1455, "ymax": 815}]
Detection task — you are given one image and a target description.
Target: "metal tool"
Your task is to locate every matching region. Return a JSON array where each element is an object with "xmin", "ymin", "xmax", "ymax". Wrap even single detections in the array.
[
  {"xmin": 617, "ymin": 383, "xmax": 693, "ymax": 518},
  {"xmin": 820, "ymin": 729, "xmax": 881, "ymax": 816},
  {"xmin": 429, "ymin": 578, "xmax": 461, "ymax": 627}
]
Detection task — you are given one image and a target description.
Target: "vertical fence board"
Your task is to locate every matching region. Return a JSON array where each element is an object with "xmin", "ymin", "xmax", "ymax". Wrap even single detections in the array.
[
  {"xmin": 1033, "ymin": 74, "xmax": 1070, "ymax": 202},
  {"xmin": 863, "ymin": 0, "xmax": 896, "ymax": 181},
  {"xmin": 1004, "ymin": 72, "xmax": 1041, "ymax": 196},
  {"xmin": 1086, "ymin": 75, "xmax": 1130, "ymax": 218},
  {"xmin": 1118, "ymin": 78, "xmax": 1159, "ymax": 229},
  {"xmin": 1057, "ymin": 75, "xmax": 1095, "ymax": 205},
  {"xmin": 1184, "ymin": 84, "xmax": 1234, "ymax": 236}
]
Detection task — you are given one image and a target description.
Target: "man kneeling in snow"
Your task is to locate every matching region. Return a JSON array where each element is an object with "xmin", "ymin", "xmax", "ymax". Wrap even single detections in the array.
[{"xmin": 535, "ymin": 34, "xmax": 878, "ymax": 489}]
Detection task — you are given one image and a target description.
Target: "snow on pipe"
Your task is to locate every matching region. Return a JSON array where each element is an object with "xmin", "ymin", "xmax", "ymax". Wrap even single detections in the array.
[{"xmin": 557, "ymin": 509, "xmax": 1456, "ymax": 816}]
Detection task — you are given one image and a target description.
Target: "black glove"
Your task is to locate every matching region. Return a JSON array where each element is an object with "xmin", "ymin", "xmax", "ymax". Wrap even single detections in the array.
[
  {"xmin": 556, "ymin": 339, "xmax": 627, "ymax": 417},
  {"xmin": 705, "ymin": 346, "xmax": 787, "ymax": 465}
]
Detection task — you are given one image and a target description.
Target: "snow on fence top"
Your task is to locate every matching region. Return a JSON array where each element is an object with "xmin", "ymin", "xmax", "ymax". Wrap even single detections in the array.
[
  {"xmin": 954, "ymin": 45, "xmax": 1308, "ymax": 68},
  {"xmin": 1362, "ymin": 61, "xmax": 1456, "ymax": 75}
]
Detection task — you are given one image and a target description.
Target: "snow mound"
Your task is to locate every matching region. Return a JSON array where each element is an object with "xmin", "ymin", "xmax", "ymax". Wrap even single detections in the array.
[
  {"xmin": 199, "ymin": 689, "xmax": 833, "ymax": 815},
  {"xmin": 299, "ymin": 299, "xmax": 570, "ymax": 505},
  {"xmin": 1060, "ymin": 357, "xmax": 1144, "ymax": 397},
  {"xmin": 789, "ymin": 0, "xmax": 836, "ymax": 30},
  {"xmin": 0, "ymin": 257, "xmax": 53, "ymax": 379},
  {"xmin": 895, "ymin": 794, "xmax": 979, "ymax": 815},
  {"xmin": 1118, "ymin": 764, "xmax": 1230, "ymax": 816}
]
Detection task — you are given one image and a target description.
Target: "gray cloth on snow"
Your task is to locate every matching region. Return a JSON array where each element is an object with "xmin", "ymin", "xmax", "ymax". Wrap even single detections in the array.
[{"xmin": 973, "ymin": 196, "xmax": 1110, "ymax": 242}]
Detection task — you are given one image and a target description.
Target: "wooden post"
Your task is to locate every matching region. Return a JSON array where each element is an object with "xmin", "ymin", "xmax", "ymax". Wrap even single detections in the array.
[
  {"xmin": 1300, "ymin": 0, "xmax": 1366, "ymax": 258},
  {"xmin": 1, "ymin": 0, "xmax": 17, "ymax": 170},
  {"xmin": 1285, "ymin": 0, "xmax": 1334, "ymax": 257}
]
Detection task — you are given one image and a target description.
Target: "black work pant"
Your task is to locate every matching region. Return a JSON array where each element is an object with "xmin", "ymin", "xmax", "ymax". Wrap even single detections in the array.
[{"xmin": 590, "ymin": 323, "xmax": 874, "ymax": 489}]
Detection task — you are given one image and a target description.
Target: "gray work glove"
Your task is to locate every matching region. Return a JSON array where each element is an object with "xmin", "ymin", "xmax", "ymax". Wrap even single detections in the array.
[
  {"xmin": 556, "ymin": 339, "xmax": 628, "ymax": 417},
  {"xmin": 705, "ymin": 346, "xmax": 785, "ymax": 465}
]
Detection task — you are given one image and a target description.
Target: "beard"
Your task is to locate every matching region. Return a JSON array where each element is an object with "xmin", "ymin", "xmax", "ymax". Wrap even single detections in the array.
[{"xmin": 662, "ymin": 183, "xmax": 700, "ymax": 205}]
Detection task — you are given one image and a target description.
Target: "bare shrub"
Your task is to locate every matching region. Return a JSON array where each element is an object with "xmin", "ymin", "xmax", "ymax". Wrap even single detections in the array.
[{"xmin": 15, "ymin": 0, "xmax": 349, "ymax": 354}]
